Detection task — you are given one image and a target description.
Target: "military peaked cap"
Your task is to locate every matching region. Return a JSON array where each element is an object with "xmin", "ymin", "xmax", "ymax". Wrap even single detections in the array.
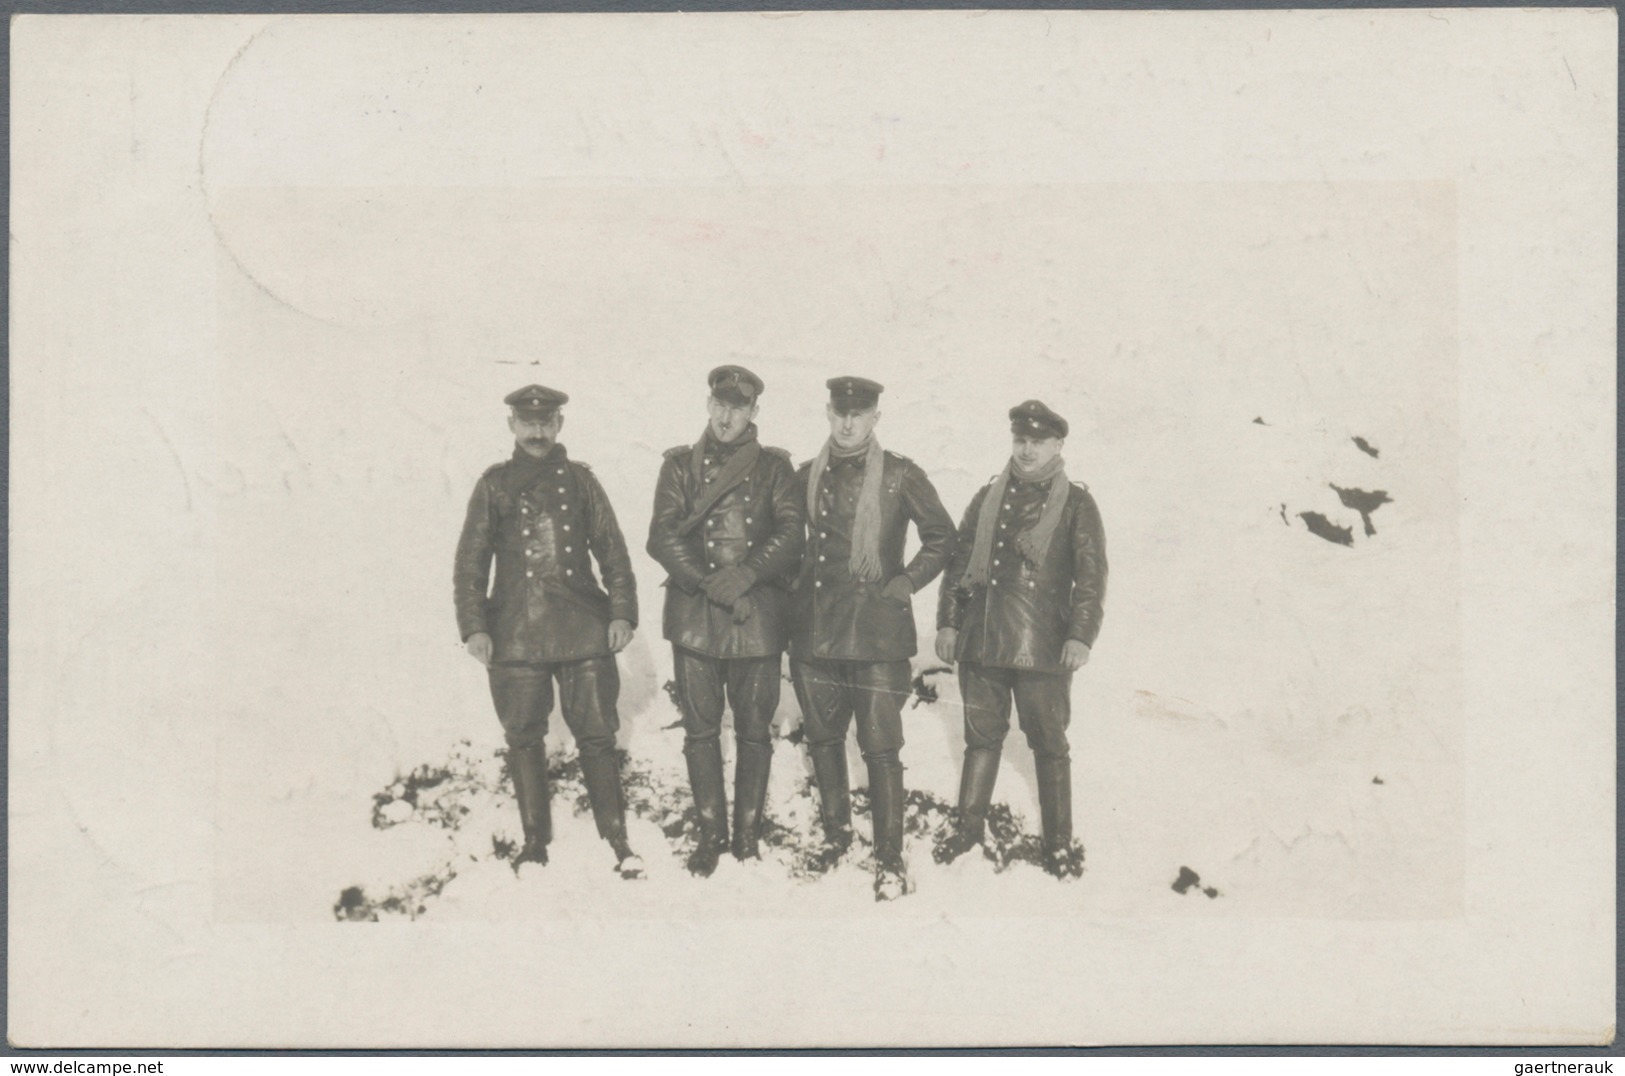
[
  {"xmin": 827, "ymin": 376, "xmax": 883, "ymax": 413},
  {"xmin": 708, "ymin": 364, "xmax": 764, "ymax": 407},
  {"xmin": 1009, "ymin": 399, "xmax": 1068, "ymax": 439},
  {"xmin": 505, "ymin": 384, "xmax": 569, "ymax": 418}
]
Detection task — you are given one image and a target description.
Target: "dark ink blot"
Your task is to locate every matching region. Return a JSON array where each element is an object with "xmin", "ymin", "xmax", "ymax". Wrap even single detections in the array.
[
  {"xmin": 1372, "ymin": 776, "xmax": 1385, "ymax": 785},
  {"xmin": 1253, "ymin": 416, "xmax": 1268, "ymax": 426},
  {"xmin": 1202, "ymin": 886, "xmax": 1220, "ymax": 899},
  {"xmin": 1278, "ymin": 503, "xmax": 1289, "ymax": 525},
  {"xmin": 1329, "ymin": 484, "xmax": 1392, "ymax": 537},
  {"xmin": 1172, "ymin": 866, "xmax": 1202, "ymax": 894},
  {"xmin": 1352, "ymin": 436, "xmax": 1380, "ymax": 458},
  {"xmin": 1297, "ymin": 511, "xmax": 1354, "ymax": 546}
]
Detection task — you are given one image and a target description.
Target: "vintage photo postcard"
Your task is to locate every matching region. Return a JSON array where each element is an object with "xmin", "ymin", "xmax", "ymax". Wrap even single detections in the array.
[{"xmin": 8, "ymin": 8, "xmax": 1615, "ymax": 1048}]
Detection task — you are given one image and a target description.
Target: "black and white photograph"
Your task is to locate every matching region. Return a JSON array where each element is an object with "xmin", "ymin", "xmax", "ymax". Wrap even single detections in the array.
[{"xmin": 7, "ymin": 8, "xmax": 1615, "ymax": 1049}]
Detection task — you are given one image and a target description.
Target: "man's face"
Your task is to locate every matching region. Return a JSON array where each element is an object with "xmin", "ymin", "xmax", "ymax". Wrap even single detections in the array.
[
  {"xmin": 827, "ymin": 403, "xmax": 880, "ymax": 450},
  {"xmin": 509, "ymin": 411, "xmax": 563, "ymax": 457},
  {"xmin": 706, "ymin": 395, "xmax": 758, "ymax": 444},
  {"xmin": 1011, "ymin": 434, "xmax": 1064, "ymax": 473}
]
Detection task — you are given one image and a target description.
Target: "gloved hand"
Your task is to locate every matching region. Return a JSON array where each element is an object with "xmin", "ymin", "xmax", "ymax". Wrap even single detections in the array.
[
  {"xmin": 731, "ymin": 593, "xmax": 756, "ymax": 623},
  {"xmin": 1061, "ymin": 640, "xmax": 1091, "ymax": 670},
  {"xmin": 881, "ymin": 575, "xmax": 914, "ymax": 603},
  {"xmin": 702, "ymin": 566, "xmax": 757, "ymax": 606}
]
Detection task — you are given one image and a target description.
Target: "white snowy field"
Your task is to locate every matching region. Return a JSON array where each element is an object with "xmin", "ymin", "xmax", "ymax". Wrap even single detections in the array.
[
  {"xmin": 13, "ymin": 11, "xmax": 1616, "ymax": 1048},
  {"xmin": 200, "ymin": 180, "xmax": 1462, "ymax": 923}
]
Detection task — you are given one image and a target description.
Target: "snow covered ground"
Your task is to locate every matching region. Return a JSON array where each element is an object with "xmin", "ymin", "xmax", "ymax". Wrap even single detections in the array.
[{"xmin": 202, "ymin": 179, "xmax": 1462, "ymax": 925}]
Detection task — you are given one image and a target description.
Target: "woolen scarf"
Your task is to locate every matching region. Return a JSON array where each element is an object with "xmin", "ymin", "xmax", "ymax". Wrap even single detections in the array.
[
  {"xmin": 807, "ymin": 435, "xmax": 886, "ymax": 582},
  {"xmin": 961, "ymin": 455, "xmax": 1069, "ymax": 589},
  {"xmin": 676, "ymin": 424, "xmax": 760, "ymax": 536}
]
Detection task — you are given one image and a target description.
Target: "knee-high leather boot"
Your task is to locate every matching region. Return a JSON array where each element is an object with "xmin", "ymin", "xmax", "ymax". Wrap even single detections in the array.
[
  {"xmin": 934, "ymin": 746, "xmax": 1000, "ymax": 865},
  {"xmin": 808, "ymin": 743, "xmax": 853, "ymax": 859},
  {"xmin": 1036, "ymin": 755, "xmax": 1083, "ymax": 879},
  {"xmin": 683, "ymin": 738, "xmax": 729, "ymax": 877},
  {"xmin": 508, "ymin": 743, "xmax": 552, "ymax": 867},
  {"xmin": 580, "ymin": 751, "xmax": 645, "ymax": 879},
  {"xmin": 731, "ymin": 740, "xmax": 773, "ymax": 861},
  {"xmin": 867, "ymin": 755, "xmax": 910, "ymax": 901}
]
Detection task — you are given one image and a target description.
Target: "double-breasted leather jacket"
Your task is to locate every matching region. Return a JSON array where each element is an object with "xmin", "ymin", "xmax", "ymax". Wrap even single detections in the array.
[
  {"xmin": 646, "ymin": 427, "xmax": 805, "ymax": 659},
  {"xmin": 790, "ymin": 448, "xmax": 957, "ymax": 663},
  {"xmin": 937, "ymin": 474, "xmax": 1106, "ymax": 674},
  {"xmin": 454, "ymin": 444, "xmax": 638, "ymax": 664}
]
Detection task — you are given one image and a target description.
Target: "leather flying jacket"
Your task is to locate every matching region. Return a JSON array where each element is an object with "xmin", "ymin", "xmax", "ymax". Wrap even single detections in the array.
[
  {"xmin": 454, "ymin": 443, "xmax": 637, "ymax": 663},
  {"xmin": 936, "ymin": 472, "xmax": 1106, "ymax": 673},
  {"xmin": 790, "ymin": 447, "xmax": 957, "ymax": 663},
  {"xmin": 646, "ymin": 425, "xmax": 805, "ymax": 658}
]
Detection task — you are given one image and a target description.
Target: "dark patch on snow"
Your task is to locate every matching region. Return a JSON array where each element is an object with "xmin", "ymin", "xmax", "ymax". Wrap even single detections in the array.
[
  {"xmin": 332, "ymin": 865, "xmax": 458, "ymax": 921},
  {"xmin": 1252, "ymin": 416, "xmax": 1268, "ymax": 426},
  {"xmin": 1352, "ymin": 436, "xmax": 1380, "ymax": 458},
  {"xmin": 659, "ymin": 681, "xmax": 684, "ymax": 728},
  {"xmin": 1297, "ymin": 511, "xmax": 1353, "ymax": 547},
  {"xmin": 1329, "ymin": 484, "xmax": 1392, "ymax": 537},
  {"xmin": 1372, "ymin": 776, "xmax": 1384, "ymax": 785},
  {"xmin": 371, "ymin": 741, "xmax": 494, "ymax": 830},
  {"xmin": 1278, "ymin": 503, "xmax": 1289, "ymax": 525},
  {"xmin": 334, "ymin": 886, "xmax": 369, "ymax": 921},
  {"xmin": 1172, "ymin": 866, "xmax": 1220, "ymax": 898},
  {"xmin": 346, "ymin": 740, "xmax": 1080, "ymax": 917},
  {"xmin": 784, "ymin": 725, "xmax": 805, "ymax": 746},
  {"xmin": 909, "ymin": 666, "xmax": 953, "ymax": 708}
]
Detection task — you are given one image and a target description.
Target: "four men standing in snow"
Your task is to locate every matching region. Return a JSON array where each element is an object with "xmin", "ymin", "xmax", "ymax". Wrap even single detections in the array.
[{"xmin": 454, "ymin": 374, "xmax": 1108, "ymax": 896}]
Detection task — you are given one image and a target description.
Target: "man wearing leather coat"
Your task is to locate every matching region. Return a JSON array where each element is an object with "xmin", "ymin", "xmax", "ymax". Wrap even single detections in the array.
[
  {"xmin": 454, "ymin": 384, "xmax": 645, "ymax": 879},
  {"xmin": 934, "ymin": 400, "xmax": 1107, "ymax": 879},
  {"xmin": 791, "ymin": 377, "xmax": 957, "ymax": 901},
  {"xmin": 646, "ymin": 366, "xmax": 805, "ymax": 876}
]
